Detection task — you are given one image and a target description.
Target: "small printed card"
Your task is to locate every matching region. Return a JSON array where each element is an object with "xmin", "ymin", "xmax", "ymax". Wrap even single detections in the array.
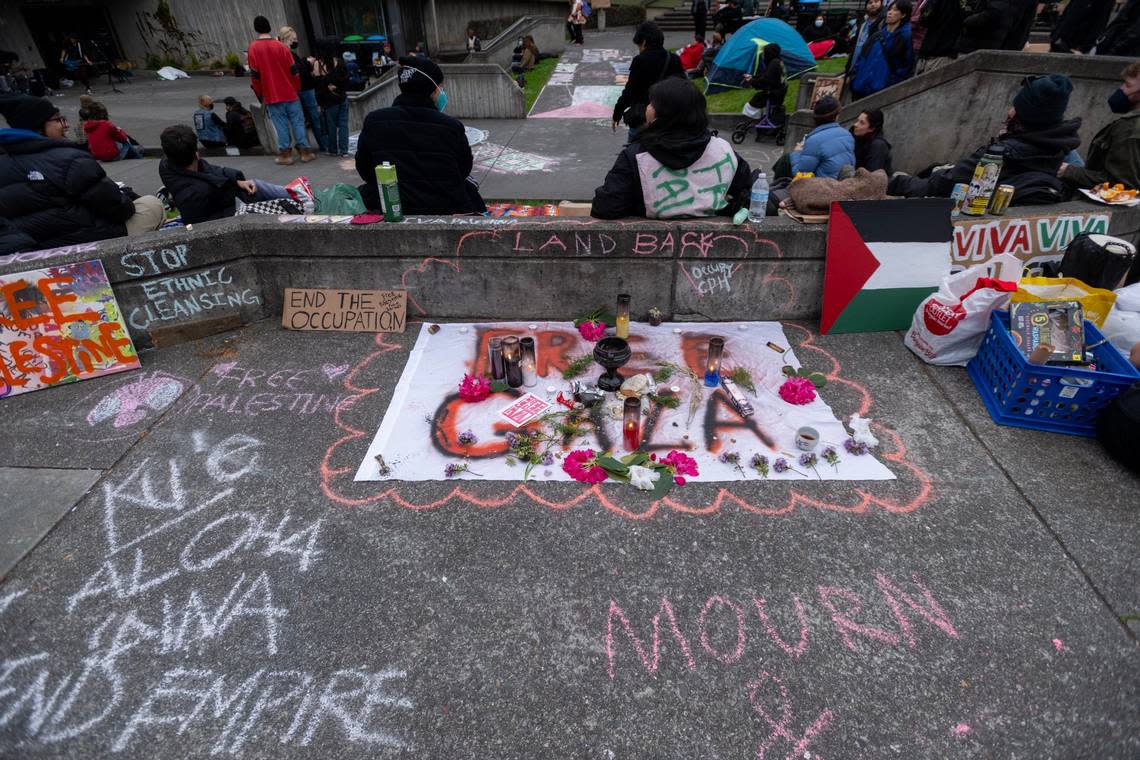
[{"xmin": 498, "ymin": 393, "xmax": 552, "ymax": 427}]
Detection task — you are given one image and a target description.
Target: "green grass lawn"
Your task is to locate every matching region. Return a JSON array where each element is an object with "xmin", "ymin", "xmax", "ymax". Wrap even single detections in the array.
[
  {"xmin": 523, "ymin": 57, "xmax": 559, "ymax": 113},
  {"xmin": 694, "ymin": 56, "xmax": 848, "ymax": 114}
]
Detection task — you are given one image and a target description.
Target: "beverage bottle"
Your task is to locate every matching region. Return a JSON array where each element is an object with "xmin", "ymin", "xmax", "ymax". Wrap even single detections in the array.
[
  {"xmin": 375, "ymin": 161, "xmax": 403, "ymax": 222},
  {"xmin": 749, "ymin": 172, "xmax": 769, "ymax": 224},
  {"xmin": 962, "ymin": 146, "xmax": 1005, "ymax": 216}
]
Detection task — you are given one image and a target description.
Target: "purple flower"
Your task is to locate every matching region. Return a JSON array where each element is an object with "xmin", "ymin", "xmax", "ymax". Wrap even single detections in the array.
[
  {"xmin": 505, "ymin": 431, "xmax": 519, "ymax": 447},
  {"xmin": 799, "ymin": 452, "xmax": 818, "ymax": 468},
  {"xmin": 718, "ymin": 451, "xmax": 740, "ymax": 464},
  {"xmin": 844, "ymin": 438, "xmax": 869, "ymax": 456},
  {"xmin": 457, "ymin": 430, "xmax": 478, "ymax": 446},
  {"xmin": 750, "ymin": 453, "xmax": 770, "ymax": 478},
  {"xmin": 773, "ymin": 457, "xmax": 790, "ymax": 473},
  {"xmin": 541, "ymin": 451, "xmax": 554, "ymax": 466},
  {"xmin": 444, "ymin": 462, "xmax": 465, "ymax": 478}
]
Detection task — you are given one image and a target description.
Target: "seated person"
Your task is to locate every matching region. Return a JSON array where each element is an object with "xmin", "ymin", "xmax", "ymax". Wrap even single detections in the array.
[
  {"xmin": 1060, "ymin": 61, "xmax": 1140, "ymax": 192},
  {"xmin": 890, "ymin": 74, "xmax": 1080, "ymax": 205},
  {"xmin": 74, "ymin": 93, "xmax": 106, "ymax": 147},
  {"xmin": 852, "ymin": 108, "xmax": 892, "ymax": 173},
  {"xmin": 193, "ymin": 94, "xmax": 227, "ymax": 148},
  {"xmin": 777, "ymin": 95, "xmax": 855, "ymax": 179},
  {"xmin": 222, "ymin": 96, "xmax": 260, "ymax": 149},
  {"xmin": 741, "ymin": 43, "xmax": 786, "ymax": 124},
  {"xmin": 83, "ymin": 108, "xmax": 142, "ymax": 161},
  {"xmin": 590, "ymin": 77, "xmax": 753, "ymax": 219},
  {"xmin": 713, "ymin": 0, "xmax": 746, "ymax": 35},
  {"xmin": 678, "ymin": 36, "xmax": 706, "ymax": 72},
  {"xmin": 158, "ymin": 124, "xmax": 290, "ymax": 224},
  {"xmin": 354, "ymin": 57, "xmax": 485, "ymax": 215},
  {"xmin": 688, "ymin": 31, "xmax": 724, "ymax": 79},
  {"xmin": 0, "ymin": 94, "xmax": 163, "ymax": 251}
]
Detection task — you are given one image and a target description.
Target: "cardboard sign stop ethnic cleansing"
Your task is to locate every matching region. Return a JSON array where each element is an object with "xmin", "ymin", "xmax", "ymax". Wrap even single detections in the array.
[
  {"xmin": 282, "ymin": 288, "xmax": 407, "ymax": 333},
  {"xmin": 0, "ymin": 259, "xmax": 140, "ymax": 398}
]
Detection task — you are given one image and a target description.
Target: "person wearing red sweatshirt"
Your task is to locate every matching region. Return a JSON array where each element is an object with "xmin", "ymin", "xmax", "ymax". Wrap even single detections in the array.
[
  {"xmin": 83, "ymin": 114, "xmax": 142, "ymax": 161},
  {"xmin": 246, "ymin": 14, "xmax": 313, "ymax": 165}
]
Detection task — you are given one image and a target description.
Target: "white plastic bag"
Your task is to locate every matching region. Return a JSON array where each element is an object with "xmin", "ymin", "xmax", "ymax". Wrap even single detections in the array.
[{"xmin": 904, "ymin": 253, "xmax": 1021, "ymax": 366}]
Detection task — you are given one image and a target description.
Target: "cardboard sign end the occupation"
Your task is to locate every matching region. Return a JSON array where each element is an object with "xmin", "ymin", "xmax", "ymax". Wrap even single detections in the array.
[{"xmin": 282, "ymin": 288, "xmax": 407, "ymax": 333}]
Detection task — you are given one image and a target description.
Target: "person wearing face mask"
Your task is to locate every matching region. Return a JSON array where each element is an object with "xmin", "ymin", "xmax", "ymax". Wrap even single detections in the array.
[
  {"xmin": 193, "ymin": 95, "xmax": 227, "ymax": 149},
  {"xmin": 806, "ymin": 15, "xmax": 832, "ymax": 44},
  {"xmin": 1059, "ymin": 62, "xmax": 1140, "ymax": 192},
  {"xmin": 278, "ymin": 26, "xmax": 327, "ymax": 156},
  {"xmin": 890, "ymin": 74, "xmax": 1081, "ymax": 206},
  {"xmin": 0, "ymin": 94, "xmax": 164, "ymax": 252},
  {"xmin": 591, "ymin": 77, "xmax": 753, "ymax": 219},
  {"xmin": 354, "ymin": 57, "xmax": 485, "ymax": 215}
]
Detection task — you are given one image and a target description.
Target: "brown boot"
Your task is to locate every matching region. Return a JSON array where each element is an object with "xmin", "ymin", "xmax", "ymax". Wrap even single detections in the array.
[
  {"xmin": 299, "ymin": 146, "xmax": 316, "ymax": 163},
  {"xmin": 275, "ymin": 149, "xmax": 294, "ymax": 166}
]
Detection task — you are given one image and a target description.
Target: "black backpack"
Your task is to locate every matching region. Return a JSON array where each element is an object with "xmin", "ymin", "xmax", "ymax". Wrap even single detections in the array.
[{"xmin": 1097, "ymin": 381, "xmax": 1140, "ymax": 475}]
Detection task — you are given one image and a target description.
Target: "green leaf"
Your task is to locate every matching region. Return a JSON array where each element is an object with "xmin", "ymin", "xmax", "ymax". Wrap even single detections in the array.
[
  {"xmin": 489, "ymin": 379, "xmax": 509, "ymax": 393},
  {"xmin": 621, "ymin": 452, "xmax": 650, "ymax": 467},
  {"xmin": 652, "ymin": 364, "xmax": 675, "ymax": 382},
  {"xmin": 607, "ymin": 471, "xmax": 630, "ymax": 483},
  {"xmin": 597, "ymin": 455, "xmax": 630, "ymax": 475},
  {"xmin": 796, "ymin": 367, "xmax": 812, "ymax": 377},
  {"xmin": 809, "ymin": 372, "xmax": 827, "ymax": 388},
  {"xmin": 647, "ymin": 470, "xmax": 675, "ymax": 501},
  {"xmin": 782, "ymin": 365, "xmax": 797, "ymax": 377}
]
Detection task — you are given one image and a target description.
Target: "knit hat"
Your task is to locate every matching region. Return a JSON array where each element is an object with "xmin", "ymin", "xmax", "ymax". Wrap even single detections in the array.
[
  {"xmin": 1013, "ymin": 74, "xmax": 1073, "ymax": 127},
  {"xmin": 397, "ymin": 56, "xmax": 444, "ymax": 96},
  {"xmin": 813, "ymin": 95, "xmax": 841, "ymax": 123},
  {"xmin": 0, "ymin": 95, "xmax": 59, "ymax": 131}
]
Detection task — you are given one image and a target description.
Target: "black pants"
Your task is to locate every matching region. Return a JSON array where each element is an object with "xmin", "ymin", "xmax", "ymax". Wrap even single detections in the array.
[
  {"xmin": 568, "ymin": 22, "xmax": 584, "ymax": 44},
  {"xmin": 694, "ymin": 10, "xmax": 707, "ymax": 40}
]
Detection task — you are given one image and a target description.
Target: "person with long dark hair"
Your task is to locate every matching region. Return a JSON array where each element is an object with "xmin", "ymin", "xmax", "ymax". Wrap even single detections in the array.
[
  {"xmin": 851, "ymin": 108, "xmax": 892, "ymax": 173},
  {"xmin": 315, "ymin": 53, "xmax": 350, "ymax": 156},
  {"xmin": 591, "ymin": 78, "xmax": 753, "ymax": 219}
]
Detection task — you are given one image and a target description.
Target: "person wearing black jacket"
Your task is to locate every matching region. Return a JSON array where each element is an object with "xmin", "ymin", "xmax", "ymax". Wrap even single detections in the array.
[
  {"xmin": 1096, "ymin": 0, "xmax": 1140, "ymax": 57},
  {"xmin": 222, "ymin": 97, "xmax": 261, "ymax": 149},
  {"xmin": 315, "ymin": 54, "xmax": 350, "ymax": 156},
  {"xmin": 592, "ymin": 77, "xmax": 752, "ymax": 219},
  {"xmin": 1001, "ymin": 0, "xmax": 1038, "ymax": 51},
  {"xmin": 852, "ymin": 109, "xmax": 892, "ymax": 173},
  {"xmin": 742, "ymin": 43, "xmax": 787, "ymax": 127},
  {"xmin": 158, "ymin": 125, "xmax": 291, "ymax": 224},
  {"xmin": 355, "ymin": 57, "xmax": 485, "ymax": 215},
  {"xmin": 1050, "ymin": 0, "xmax": 1115, "ymax": 54},
  {"xmin": 958, "ymin": 0, "xmax": 1011, "ymax": 55},
  {"xmin": 0, "ymin": 94, "xmax": 163, "ymax": 252},
  {"xmin": 279, "ymin": 26, "xmax": 327, "ymax": 154},
  {"xmin": 692, "ymin": 0, "xmax": 709, "ymax": 41},
  {"xmin": 914, "ymin": 0, "xmax": 961, "ymax": 72},
  {"xmin": 612, "ymin": 23, "xmax": 685, "ymax": 135},
  {"xmin": 713, "ymin": 0, "xmax": 745, "ymax": 36},
  {"xmin": 889, "ymin": 74, "xmax": 1081, "ymax": 206}
]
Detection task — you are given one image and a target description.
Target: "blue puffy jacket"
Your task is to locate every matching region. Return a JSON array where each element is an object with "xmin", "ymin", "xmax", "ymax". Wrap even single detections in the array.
[
  {"xmin": 851, "ymin": 22, "xmax": 914, "ymax": 98},
  {"xmin": 789, "ymin": 122, "xmax": 856, "ymax": 178}
]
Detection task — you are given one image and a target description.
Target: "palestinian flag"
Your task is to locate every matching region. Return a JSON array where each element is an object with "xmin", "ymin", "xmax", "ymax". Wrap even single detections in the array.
[{"xmin": 821, "ymin": 199, "xmax": 954, "ymax": 334}]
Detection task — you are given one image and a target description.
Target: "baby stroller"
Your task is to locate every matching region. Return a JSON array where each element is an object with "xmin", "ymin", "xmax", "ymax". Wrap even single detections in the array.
[{"xmin": 731, "ymin": 97, "xmax": 786, "ymax": 146}]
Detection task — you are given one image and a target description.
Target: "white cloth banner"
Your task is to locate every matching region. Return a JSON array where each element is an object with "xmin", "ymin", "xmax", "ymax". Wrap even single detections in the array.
[{"xmin": 355, "ymin": 322, "xmax": 895, "ymax": 482}]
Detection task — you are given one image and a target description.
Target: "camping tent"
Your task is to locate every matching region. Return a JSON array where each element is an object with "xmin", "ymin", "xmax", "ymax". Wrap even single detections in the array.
[{"xmin": 705, "ymin": 18, "xmax": 816, "ymax": 93}]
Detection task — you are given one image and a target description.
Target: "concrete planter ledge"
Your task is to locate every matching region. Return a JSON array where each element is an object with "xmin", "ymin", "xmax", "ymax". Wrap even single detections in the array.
[{"xmin": 1, "ymin": 201, "xmax": 1133, "ymax": 352}]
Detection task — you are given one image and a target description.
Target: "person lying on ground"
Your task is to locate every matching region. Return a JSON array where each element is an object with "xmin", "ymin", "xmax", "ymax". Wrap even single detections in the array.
[
  {"xmin": 612, "ymin": 22, "xmax": 685, "ymax": 134},
  {"xmin": 1059, "ymin": 61, "xmax": 1140, "ymax": 192},
  {"xmin": 193, "ymin": 94, "xmax": 228, "ymax": 148},
  {"xmin": 741, "ymin": 43, "xmax": 786, "ymax": 124},
  {"xmin": 354, "ymin": 57, "xmax": 486, "ymax": 215},
  {"xmin": 852, "ymin": 108, "xmax": 892, "ymax": 173},
  {"xmin": 84, "ymin": 108, "xmax": 142, "ymax": 161},
  {"xmin": 158, "ymin": 124, "xmax": 291, "ymax": 225},
  {"xmin": 889, "ymin": 73, "xmax": 1081, "ymax": 206},
  {"xmin": 0, "ymin": 94, "xmax": 163, "ymax": 252},
  {"xmin": 591, "ymin": 77, "xmax": 753, "ymax": 219},
  {"xmin": 773, "ymin": 95, "xmax": 855, "ymax": 179}
]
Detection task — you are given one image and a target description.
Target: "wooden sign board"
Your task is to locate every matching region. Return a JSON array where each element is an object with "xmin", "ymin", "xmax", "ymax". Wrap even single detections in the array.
[
  {"xmin": 592, "ymin": 0, "xmax": 612, "ymax": 8},
  {"xmin": 951, "ymin": 209, "xmax": 1110, "ymax": 273},
  {"xmin": 810, "ymin": 74, "xmax": 845, "ymax": 108},
  {"xmin": 1, "ymin": 259, "xmax": 140, "ymax": 398},
  {"xmin": 282, "ymin": 288, "xmax": 407, "ymax": 333}
]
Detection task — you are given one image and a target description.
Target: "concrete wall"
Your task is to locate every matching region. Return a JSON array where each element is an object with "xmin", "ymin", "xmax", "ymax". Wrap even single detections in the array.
[
  {"xmin": 0, "ymin": 1, "xmax": 44, "ymax": 69},
  {"xmin": 2, "ymin": 201, "xmax": 1135, "ymax": 352},
  {"xmin": 346, "ymin": 63, "xmax": 525, "ymax": 126},
  {"xmin": 787, "ymin": 51, "xmax": 1137, "ymax": 175},
  {"xmin": 465, "ymin": 16, "xmax": 566, "ymax": 72},
  {"xmin": 429, "ymin": 0, "xmax": 571, "ymax": 50}
]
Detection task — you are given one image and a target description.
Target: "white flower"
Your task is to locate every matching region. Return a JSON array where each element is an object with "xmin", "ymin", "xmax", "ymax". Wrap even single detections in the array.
[
  {"xmin": 628, "ymin": 465, "xmax": 660, "ymax": 491},
  {"xmin": 848, "ymin": 413, "xmax": 879, "ymax": 448}
]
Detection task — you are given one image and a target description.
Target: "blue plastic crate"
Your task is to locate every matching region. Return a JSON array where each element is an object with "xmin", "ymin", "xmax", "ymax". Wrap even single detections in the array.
[{"xmin": 967, "ymin": 311, "xmax": 1140, "ymax": 437}]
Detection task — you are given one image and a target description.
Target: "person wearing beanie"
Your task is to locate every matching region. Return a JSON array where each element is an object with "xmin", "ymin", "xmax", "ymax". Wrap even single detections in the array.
[
  {"xmin": 0, "ymin": 94, "xmax": 164, "ymax": 253},
  {"xmin": 354, "ymin": 56, "xmax": 486, "ymax": 215},
  {"xmin": 1060, "ymin": 61, "xmax": 1140, "ymax": 193},
  {"xmin": 780, "ymin": 95, "xmax": 856, "ymax": 179},
  {"xmin": 890, "ymin": 74, "xmax": 1082, "ymax": 205},
  {"xmin": 741, "ymin": 43, "xmax": 787, "ymax": 130},
  {"xmin": 247, "ymin": 15, "xmax": 314, "ymax": 165}
]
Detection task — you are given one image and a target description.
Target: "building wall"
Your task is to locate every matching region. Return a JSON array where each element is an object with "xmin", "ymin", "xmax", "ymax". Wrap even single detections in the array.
[
  {"xmin": 0, "ymin": 1, "xmax": 45, "ymax": 69},
  {"xmin": 425, "ymin": 0, "xmax": 567, "ymax": 50}
]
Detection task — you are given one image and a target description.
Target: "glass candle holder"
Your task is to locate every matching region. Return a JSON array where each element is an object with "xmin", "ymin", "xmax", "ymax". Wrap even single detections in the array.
[
  {"xmin": 703, "ymin": 337, "xmax": 725, "ymax": 388},
  {"xmin": 615, "ymin": 293, "xmax": 631, "ymax": 339},
  {"xmin": 520, "ymin": 337, "xmax": 538, "ymax": 388},
  {"xmin": 488, "ymin": 337, "xmax": 505, "ymax": 381},
  {"xmin": 502, "ymin": 336, "xmax": 523, "ymax": 388},
  {"xmin": 622, "ymin": 397, "xmax": 641, "ymax": 452}
]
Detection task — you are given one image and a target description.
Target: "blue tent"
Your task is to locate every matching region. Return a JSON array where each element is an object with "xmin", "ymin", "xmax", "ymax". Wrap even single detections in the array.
[{"xmin": 705, "ymin": 18, "xmax": 816, "ymax": 94}]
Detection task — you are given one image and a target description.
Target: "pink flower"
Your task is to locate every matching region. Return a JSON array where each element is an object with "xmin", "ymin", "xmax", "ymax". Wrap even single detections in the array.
[
  {"xmin": 459, "ymin": 373, "xmax": 492, "ymax": 402},
  {"xmin": 661, "ymin": 450, "xmax": 698, "ymax": 485},
  {"xmin": 778, "ymin": 376, "xmax": 817, "ymax": 405},
  {"xmin": 578, "ymin": 320, "xmax": 607, "ymax": 342},
  {"xmin": 563, "ymin": 448, "xmax": 609, "ymax": 484}
]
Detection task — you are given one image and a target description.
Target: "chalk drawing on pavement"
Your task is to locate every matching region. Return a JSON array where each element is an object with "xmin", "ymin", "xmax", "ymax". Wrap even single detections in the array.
[{"xmin": 472, "ymin": 143, "xmax": 560, "ymax": 175}]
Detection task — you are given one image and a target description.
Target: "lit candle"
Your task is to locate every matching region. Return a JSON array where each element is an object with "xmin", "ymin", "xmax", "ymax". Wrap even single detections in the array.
[
  {"xmin": 488, "ymin": 338, "xmax": 505, "ymax": 381},
  {"xmin": 704, "ymin": 337, "xmax": 725, "ymax": 388},
  {"xmin": 615, "ymin": 293, "xmax": 631, "ymax": 339},
  {"xmin": 502, "ymin": 336, "xmax": 523, "ymax": 388},
  {"xmin": 520, "ymin": 337, "xmax": 538, "ymax": 388},
  {"xmin": 622, "ymin": 397, "xmax": 641, "ymax": 451}
]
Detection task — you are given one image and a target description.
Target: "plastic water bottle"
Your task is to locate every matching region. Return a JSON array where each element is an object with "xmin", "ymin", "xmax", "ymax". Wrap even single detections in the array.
[{"xmin": 749, "ymin": 172, "xmax": 769, "ymax": 224}]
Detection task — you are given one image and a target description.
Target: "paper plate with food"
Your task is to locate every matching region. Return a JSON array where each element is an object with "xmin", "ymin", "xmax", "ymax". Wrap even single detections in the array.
[{"xmin": 1079, "ymin": 182, "xmax": 1140, "ymax": 206}]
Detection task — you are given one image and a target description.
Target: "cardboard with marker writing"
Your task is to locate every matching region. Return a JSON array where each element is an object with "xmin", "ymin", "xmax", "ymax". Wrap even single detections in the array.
[{"xmin": 282, "ymin": 288, "xmax": 407, "ymax": 333}]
